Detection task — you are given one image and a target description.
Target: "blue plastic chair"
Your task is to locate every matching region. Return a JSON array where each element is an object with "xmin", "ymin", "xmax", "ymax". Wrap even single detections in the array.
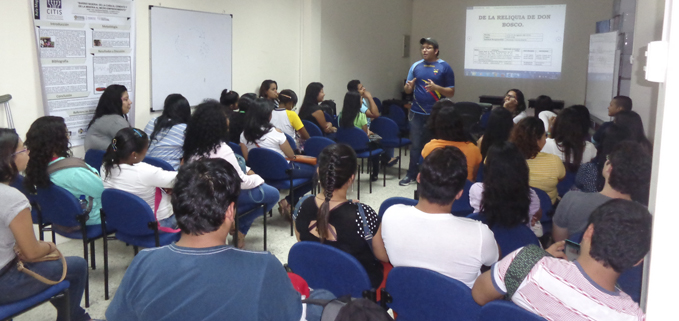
[
  {"xmin": 302, "ymin": 120, "xmax": 324, "ymax": 137},
  {"xmin": 479, "ymin": 300, "xmax": 546, "ymax": 321},
  {"xmin": 0, "ymin": 281, "xmax": 70, "ymax": 321},
  {"xmin": 532, "ymin": 187, "xmax": 553, "ymax": 236},
  {"xmin": 284, "ymin": 133, "xmax": 297, "ymax": 151},
  {"xmin": 479, "ymin": 109, "xmax": 492, "ymax": 130},
  {"xmin": 10, "ymin": 175, "xmax": 53, "ymax": 242},
  {"xmin": 476, "ymin": 162, "xmax": 485, "ymax": 182},
  {"xmin": 247, "ymin": 148, "xmax": 313, "ymax": 236},
  {"xmin": 557, "ymin": 170, "xmax": 576, "ymax": 197},
  {"xmin": 336, "ymin": 127, "xmax": 384, "ymax": 196},
  {"xmin": 386, "ymin": 267, "xmax": 481, "ymax": 321},
  {"xmin": 304, "ymin": 136, "xmax": 335, "ymax": 158},
  {"xmin": 385, "ymin": 105, "xmax": 409, "ymax": 133},
  {"xmin": 467, "ymin": 213, "xmax": 540, "ymax": 258},
  {"xmin": 370, "ymin": 117, "xmax": 412, "ymax": 179},
  {"xmin": 378, "ymin": 197, "xmax": 418, "ymax": 220},
  {"xmin": 142, "ymin": 156, "xmax": 175, "ymax": 171},
  {"xmin": 35, "ymin": 184, "xmax": 115, "ymax": 306},
  {"xmin": 324, "ymin": 112, "xmax": 335, "ymax": 124},
  {"xmin": 451, "ymin": 180, "xmax": 474, "ymax": 217},
  {"xmin": 288, "ymin": 242, "xmax": 372, "ymax": 298},
  {"xmin": 84, "ymin": 149, "xmax": 105, "ymax": 173},
  {"xmin": 228, "ymin": 141, "xmax": 243, "ymax": 157},
  {"xmin": 373, "ymin": 97, "xmax": 382, "ymax": 111}
]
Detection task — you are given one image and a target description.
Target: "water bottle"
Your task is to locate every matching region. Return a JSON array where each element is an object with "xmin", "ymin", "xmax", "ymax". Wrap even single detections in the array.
[{"xmin": 79, "ymin": 195, "xmax": 88, "ymax": 213}]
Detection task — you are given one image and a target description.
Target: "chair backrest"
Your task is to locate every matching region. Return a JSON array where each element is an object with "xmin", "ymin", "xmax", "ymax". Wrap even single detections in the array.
[
  {"xmin": 247, "ymin": 148, "xmax": 290, "ymax": 181},
  {"xmin": 34, "ymin": 184, "xmax": 82, "ymax": 227},
  {"xmin": 373, "ymin": 97, "xmax": 382, "ymax": 110},
  {"xmin": 467, "ymin": 213, "xmax": 540, "ymax": 258},
  {"xmin": 386, "ymin": 105, "xmax": 407, "ymax": 128},
  {"xmin": 302, "ymin": 120, "xmax": 324, "ymax": 137},
  {"xmin": 386, "ymin": 267, "xmax": 481, "ymax": 321},
  {"xmin": 84, "ymin": 149, "xmax": 105, "ymax": 173},
  {"xmin": 454, "ymin": 101, "xmax": 483, "ymax": 128},
  {"xmin": 284, "ymin": 133, "xmax": 297, "ymax": 150},
  {"xmin": 324, "ymin": 112, "xmax": 334, "ymax": 123},
  {"xmin": 227, "ymin": 141, "xmax": 243, "ymax": 157},
  {"xmin": 304, "ymin": 137, "xmax": 335, "ymax": 158},
  {"xmin": 336, "ymin": 127, "xmax": 370, "ymax": 152},
  {"xmin": 142, "ymin": 156, "xmax": 175, "ymax": 171},
  {"xmin": 557, "ymin": 170, "xmax": 576, "ymax": 197},
  {"xmin": 476, "ymin": 162, "xmax": 485, "ymax": 182},
  {"xmin": 479, "ymin": 109, "xmax": 492, "ymax": 130},
  {"xmin": 618, "ymin": 264, "xmax": 643, "ymax": 303},
  {"xmin": 288, "ymin": 241, "xmax": 371, "ymax": 298},
  {"xmin": 10, "ymin": 175, "xmax": 42, "ymax": 224},
  {"xmin": 102, "ymin": 189, "xmax": 157, "ymax": 236},
  {"xmin": 451, "ymin": 180, "xmax": 474, "ymax": 216},
  {"xmin": 378, "ymin": 197, "xmax": 418, "ymax": 219},
  {"xmin": 369, "ymin": 117, "xmax": 399, "ymax": 141},
  {"xmin": 479, "ymin": 300, "xmax": 546, "ymax": 321}
]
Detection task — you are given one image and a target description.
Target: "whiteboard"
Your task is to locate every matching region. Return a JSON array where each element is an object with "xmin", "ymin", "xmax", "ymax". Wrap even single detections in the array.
[
  {"xmin": 150, "ymin": 7, "xmax": 232, "ymax": 111},
  {"xmin": 585, "ymin": 31, "xmax": 620, "ymax": 122}
]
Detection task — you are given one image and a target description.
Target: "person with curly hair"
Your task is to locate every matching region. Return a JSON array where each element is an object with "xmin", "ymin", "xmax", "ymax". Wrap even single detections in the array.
[
  {"xmin": 85, "ymin": 84, "xmax": 131, "ymax": 151},
  {"xmin": 24, "ymin": 116, "xmax": 104, "ymax": 226},
  {"xmin": 509, "ymin": 117, "xmax": 565, "ymax": 204},
  {"xmin": 469, "ymin": 142, "xmax": 542, "ymax": 235},
  {"xmin": 183, "ymin": 100, "xmax": 279, "ymax": 248},
  {"xmin": 541, "ymin": 106, "xmax": 597, "ymax": 172},
  {"xmin": 143, "ymin": 94, "xmax": 191, "ymax": 170},
  {"xmin": 553, "ymin": 141, "xmax": 652, "ymax": 242}
]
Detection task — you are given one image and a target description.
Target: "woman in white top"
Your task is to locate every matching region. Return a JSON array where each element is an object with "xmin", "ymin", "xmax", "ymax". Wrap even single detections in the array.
[
  {"xmin": 541, "ymin": 106, "xmax": 597, "ymax": 172},
  {"xmin": 503, "ymin": 89, "xmax": 527, "ymax": 124},
  {"xmin": 101, "ymin": 128, "xmax": 178, "ymax": 228},
  {"xmin": 184, "ymin": 100, "xmax": 279, "ymax": 248},
  {"xmin": 270, "ymin": 89, "xmax": 310, "ymax": 150},
  {"xmin": 240, "ymin": 98, "xmax": 315, "ymax": 218}
]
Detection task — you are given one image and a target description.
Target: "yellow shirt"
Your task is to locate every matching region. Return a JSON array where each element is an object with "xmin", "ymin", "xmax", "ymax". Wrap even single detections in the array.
[
  {"xmin": 527, "ymin": 152, "xmax": 566, "ymax": 204},
  {"xmin": 286, "ymin": 110, "xmax": 304, "ymax": 131},
  {"xmin": 422, "ymin": 139, "xmax": 482, "ymax": 181}
]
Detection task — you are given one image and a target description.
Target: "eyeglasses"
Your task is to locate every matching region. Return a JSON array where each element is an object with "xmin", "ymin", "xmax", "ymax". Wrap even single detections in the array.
[{"xmin": 12, "ymin": 148, "xmax": 27, "ymax": 156}]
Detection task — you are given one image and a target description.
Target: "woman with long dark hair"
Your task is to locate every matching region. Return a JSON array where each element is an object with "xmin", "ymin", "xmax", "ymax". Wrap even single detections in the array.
[
  {"xmin": 294, "ymin": 143, "xmax": 383, "ymax": 288},
  {"xmin": 227, "ymin": 92, "xmax": 252, "ymax": 143},
  {"xmin": 338, "ymin": 91, "xmax": 383, "ymax": 181},
  {"xmin": 258, "ymin": 79, "xmax": 279, "ymax": 107},
  {"xmin": 478, "ymin": 107, "xmax": 514, "ymax": 160},
  {"xmin": 24, "ymin": 116, "xmax": 104, "ymax": 225},
  {"xmin": 0, "ymin": 128, "xmax": 93, "ymax": 321},
  {"xmin": 541, "ymin": 106, "xmax": 597, "ymax": 172},
  {"xmin": 298, "ymin": 82, "xmax": 336, "ymax": 134},
  {"xmin": 469, "ymin": 142, "xmax": 542, "ymax": 234},
  {"xmin": 85, "ymin": 84, "xmax": 131, "ymax": 150},
  {"xmin": 502, "ymin": 89, "xmax": 527, "ymax": 123},
  {"xmin": 143, "ymin": 94, "xmax": 191, "ymax": 169},
  {"xmin": 510, "ymin": 117, "xmax": 565, "ymax": 204},
  {"xmin": 575, "ymin": 124, "xmax": 632, "ymax": 193},
  {"xmin": 183, "ymin": 100, "xmax": 279, "ymax": 248},
  {"xmin": 101, "ymin": 128, "xmax": 178, "ymax": 228},
  {"xmin": 614, "ymin": 111, "xmax": 652, "ymax": 152}
]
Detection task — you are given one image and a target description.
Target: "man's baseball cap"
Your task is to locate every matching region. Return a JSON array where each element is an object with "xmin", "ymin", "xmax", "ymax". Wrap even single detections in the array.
[{"xmin": 420, "ymin": 37, "xmax": 439, "ymax": 49}]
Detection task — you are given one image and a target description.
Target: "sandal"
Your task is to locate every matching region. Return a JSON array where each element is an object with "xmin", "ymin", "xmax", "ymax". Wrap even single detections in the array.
[
  {"xmin": 278, "ymin": 199, "xmax": 292, "ymax": 222},
  {"xmin": 236, "ymin": 231, "xmax": 246, "ymax": 249},
  {"xmin": 387, "ymin": 157, "xmax": 400, "ymax": 167}
]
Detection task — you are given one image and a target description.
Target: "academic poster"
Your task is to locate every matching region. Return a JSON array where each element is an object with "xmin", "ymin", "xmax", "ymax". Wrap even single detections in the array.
[{"xmin": 32, "ymin": 0, "xmax": 136, "ymax": 146}]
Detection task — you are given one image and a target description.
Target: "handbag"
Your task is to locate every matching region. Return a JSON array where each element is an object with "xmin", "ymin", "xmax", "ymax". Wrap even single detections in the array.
[
  {"xmin": 16, "ymin": 249, "xmax": 67, "ymax": 285},
  {"xmin": 290, "ymin": 155, "xmax": 317, "ymax": 166}
]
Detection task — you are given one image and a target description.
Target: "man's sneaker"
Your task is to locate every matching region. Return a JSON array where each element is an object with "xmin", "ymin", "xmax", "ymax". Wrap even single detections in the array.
[{"xmin": 399, "ymin": 176, "xmax": 414, "ymax": 186}]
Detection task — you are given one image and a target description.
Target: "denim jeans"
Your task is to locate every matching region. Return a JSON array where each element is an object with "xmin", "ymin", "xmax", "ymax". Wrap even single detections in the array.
[
  {"xmin": 406, "ymin": 112, "xmax": 432, "ymax": 178},
  {"xmin": 0, "ymin": 256, "xmax": 90, "ymax": 321},
  {"xmin": 237, "ymin": 183, "xmax": 280, "ymax": 234},
  {"xmin": 159, "ymin": 215, "xmax": 178, "ymax": 229}
]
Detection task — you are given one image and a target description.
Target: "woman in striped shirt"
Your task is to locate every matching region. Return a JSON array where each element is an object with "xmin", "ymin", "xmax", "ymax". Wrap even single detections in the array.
[{"xmin": 144, "ymin": 94, "xmax": 191, "ymax": 170}]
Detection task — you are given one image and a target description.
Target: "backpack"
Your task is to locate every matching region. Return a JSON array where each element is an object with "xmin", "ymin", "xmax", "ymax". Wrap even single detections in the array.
[
  {"xmin": 320, "ymin": 100, "xmax": 337, "ymax": 116},
  {"xmin": 304, "ymin": 296, "xmax": 393, "ymax": 321}
]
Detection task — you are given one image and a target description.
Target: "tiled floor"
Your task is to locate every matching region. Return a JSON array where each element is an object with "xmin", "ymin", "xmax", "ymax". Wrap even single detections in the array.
[{"xmin": 16, "ymin": 153, "xmax": 418, "ymax": 320}]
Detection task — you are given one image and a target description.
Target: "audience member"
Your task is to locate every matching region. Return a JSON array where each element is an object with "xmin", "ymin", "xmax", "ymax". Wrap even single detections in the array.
[
  {"xmin": 106, "ymin": 158, "xmax": 307, "ymax": 321},
  {"xmin": 502, "ymin": 89, "xmax": 526, "ymax": 123},
  {"xmin": 534, "ymin": 95, "xmax": 555, "ymax": 130},
  {"xmin": 183, "ymin": 101, "xmax": 278, "ymax": 248},
  {"xmin": 227, "ymin": 93, "xmax": 253, "ymax": 144},
  {"xmin": 220, "ymin": 89, "xmax": 239, "ymax": 111},
  {"xmin": 299, "ymin": 82, "xmax": 336, "ymax": 134},
  {"xmin": 101, "ymin": 128, "xmax": 178, "ymax": 229},
  {"xmin": 144, "ymin": 93, "xmax": 191, "ymax": 170},
  {"xmin": 294, "ymin": 144, "xmax": 383, "ymax": 288},
  {"xmin": 478, "ymin": 107, "xmax": 514, "ymax": 160},
  {"xmin": 339, "ymin": 91, "xmax": 383, "ymax": 181},
  {"xmin": 592, "ymin": 96, "xmax": 632, "ymax": 146},
  {"xmin": 615, "ymin": 111, "xmax": 653, "ymax": 152},
  {"xmin": 542, "ymin": 106, "xmax": 597, "ymax": 172},
  {"xmin": 472, "ymin": 199, "xmax": 650, "ymax": 320},
  {"xmin": 422, "ymin": 106, "xmax": 481, "ymax": 181},
  {"xmin": 575, "ymin": 124, "xmax": 631, "ymax": 193},
  {"xmin": 271, "ymin": 89, "xmax": 310, "ymax": 147},
  {"xmin": 373, "ymin": 146, "xmax": 498, "ymax": 288},
  {"xmin": 553, "ymin": 141, "xmax": 652, "ymax": 241},
  {"xmin": 0, "ymin": 128, "xmax": 92, "ymax": 321},
  {"xmin": 258, "ymin": 79, "xmax": 279, "ymax": 107},
  {"xmin": 85, "ymin": 84, "xmax": 132, "ymax": 151},
  {"xmin": 469, "ymin": 142, "xmax": 542, "ymax": 235},
  {"xmin": 24, "ymin": 116, "xmax": 104, "ymax": 225},
  {"xmin": 347, "ymin": 79, "xmax": 380, "ymax": 120},
  {"xmin": 510, "ymin": 117, "xmax": 565, "ymax": 204}
]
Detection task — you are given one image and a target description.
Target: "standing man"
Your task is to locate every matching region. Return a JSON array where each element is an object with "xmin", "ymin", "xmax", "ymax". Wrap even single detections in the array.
[{"xmin": 400, "ymin": 37, "xmax": 455, "ymax": 186}]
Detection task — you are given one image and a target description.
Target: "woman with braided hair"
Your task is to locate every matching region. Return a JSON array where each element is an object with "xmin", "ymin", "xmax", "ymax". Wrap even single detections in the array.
[{"xmin": 294, "ymin": 143, "xmax": 383, "ymax": 288}]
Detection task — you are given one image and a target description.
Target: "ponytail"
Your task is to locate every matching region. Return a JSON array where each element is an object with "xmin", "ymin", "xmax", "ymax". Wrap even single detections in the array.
[
  {"xmin": 102, "ymin": 128, "xmax": 149, "ymax": 179},
  {"xmin": 317, "ymin": 153, "xmax": 338, "ymax": 242}
]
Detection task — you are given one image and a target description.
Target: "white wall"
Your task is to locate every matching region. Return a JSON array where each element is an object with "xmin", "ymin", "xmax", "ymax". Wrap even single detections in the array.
[
  {"xmin": 320, "ymin": 0, "xmax": 413, "ymax": 107},
  {"xmin": 410, "ymin": 0, "xmax": 613, "ymax": 108}
]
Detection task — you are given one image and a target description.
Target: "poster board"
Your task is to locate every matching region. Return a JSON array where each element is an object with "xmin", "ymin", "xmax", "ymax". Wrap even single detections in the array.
[
  {"xmin": 149, "ymin": 6, "xmax": 232, "ymax": 110},
  {"xmin": 585, "ymin": 31, "xmax": 620, "ymax": 122}
]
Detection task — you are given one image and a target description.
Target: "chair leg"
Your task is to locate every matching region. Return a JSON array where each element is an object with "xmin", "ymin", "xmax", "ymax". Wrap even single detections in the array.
[
  {"xmin": 51, "ymin": 228, "xmax": 56, "ymax": 244},
  {"xmin": 89, "ymin": 240, "xmax": 96, "ymax": 270},
  {"xmin": 357, "ymin": 164, "xmax": 361, "ymax": 200},
  {"xmin": 369, "ymin": 155, "xmax": 373, "ymax": 194},
  {"xmin": 398, "ymin": 145, "xmax": 402, "ymax": 179},
  {"xmin": 233, "ymin": 203, "xmax": 240, "ymax": 249},
  {"xmin": 264, "ymin": 208, "xmax": 269, "ymax": 251},
  {"xmin": 104, "ymin": 237, "xmax": 109, "ymax": 300},
  {"xmin": 383, "ymin": 155, "xmax": 387, "ymax": 187},
  {"xmin": 82, "ymin": 237, "xmax": 90, "ymax": 308},
  {"xmin": 361, "ymin": 158, "xmax": 364, "ymax": 173},
  {"xmin": 133, "ymin": 246, "xmax": 139, "ymax": 255},
  {"xmin": 289, "ymin": 178, "xmax": 295, "ymax": 237}
]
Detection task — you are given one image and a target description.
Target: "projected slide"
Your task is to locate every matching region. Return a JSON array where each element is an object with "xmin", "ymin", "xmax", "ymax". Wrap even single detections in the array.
[{"xmin": 464, "ymin": 5, "xmax": 566, "ymax": 79}]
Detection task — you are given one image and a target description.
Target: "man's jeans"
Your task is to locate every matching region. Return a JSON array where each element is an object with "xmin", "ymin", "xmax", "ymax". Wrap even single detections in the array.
[{"xmin": 406, "ymin": 112, "xmax": 432, "ymax": 178}]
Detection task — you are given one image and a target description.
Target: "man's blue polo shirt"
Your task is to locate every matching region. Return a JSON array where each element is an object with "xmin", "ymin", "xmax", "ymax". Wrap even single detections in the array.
[{"xmin": 406, "ymin": 59, "xmax": 455, "ymax": 115}]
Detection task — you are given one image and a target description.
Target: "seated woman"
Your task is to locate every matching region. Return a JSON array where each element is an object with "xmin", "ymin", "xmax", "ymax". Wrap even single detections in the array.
[
  {"xmin": 258, "ymin": 79, "xmax": 280, "ymax": 107},
  {"xmin": 294, "ymin": 143, "xmax": 383, "ymax": 288},
  {"xmin": 298, "ymin": 82, "xmax": 336, "ymax": 134},
  {"xmin": 183, "ymin": 100, "xmax": 279, "ymax": 248},
  {"xmin": 469, "ymin": 142, "xmax": 542, "ymax": 236},
  {"xmin": 478, "ymin": 107, "xmax": 514, "ymax": 161},
  {"xmin": 222, "ymin": 90, "xmax": 247, "ymax": 144},
  {"xmin": 101, "ymin": 128, "xmax": 178, "ymax": 228},
  {"xmin": 510, "ymin": 117, "xmax": 565, "ymax": 204},
  {"xmin": 575, "ymin": 124, "xmax": 631, "ymax": 193},
  {"xmin": 144, "ymin": 94, "xmax": 191, "ymax": 170},
  {"xmin": 0, "ymin": 128, "xmax": 92, "ymax": 321},
  {"xmin": 502, "ymin": 89, "xmax": 527, "ymax": 124},
  {"xmin": 614, "ymin": 110, "xmax": 653, "ymax": 152},
  {"xmin": 338, "ymin": 91, "xmax": 383, "ymax": 181},
  {"xmin": 240, "ymin": 99, "xmax": 315, "ymax": 217},
  {"xmin": 85, "ymin": 84, "xmax": 131, "ymax": 151},
  {"xmin": 542, "ymin": 106, "xmax": 597, "ymax": 172},
  {"xmin": 270, "ymin": 89, "xmax": 310, "ymax": 149},
  {"xmin": 25, "ymin": 116, "xmax": 104, "ymax": 226},
  {"xmin": 422, "ymin": 106, "xmax": 482, "ymax": 181}
]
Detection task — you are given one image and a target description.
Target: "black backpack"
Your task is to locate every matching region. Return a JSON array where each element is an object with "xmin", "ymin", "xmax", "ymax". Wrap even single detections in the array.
[{"xmin": 305, "ymin": 296, "xmax": 393, "ymax": 321}]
